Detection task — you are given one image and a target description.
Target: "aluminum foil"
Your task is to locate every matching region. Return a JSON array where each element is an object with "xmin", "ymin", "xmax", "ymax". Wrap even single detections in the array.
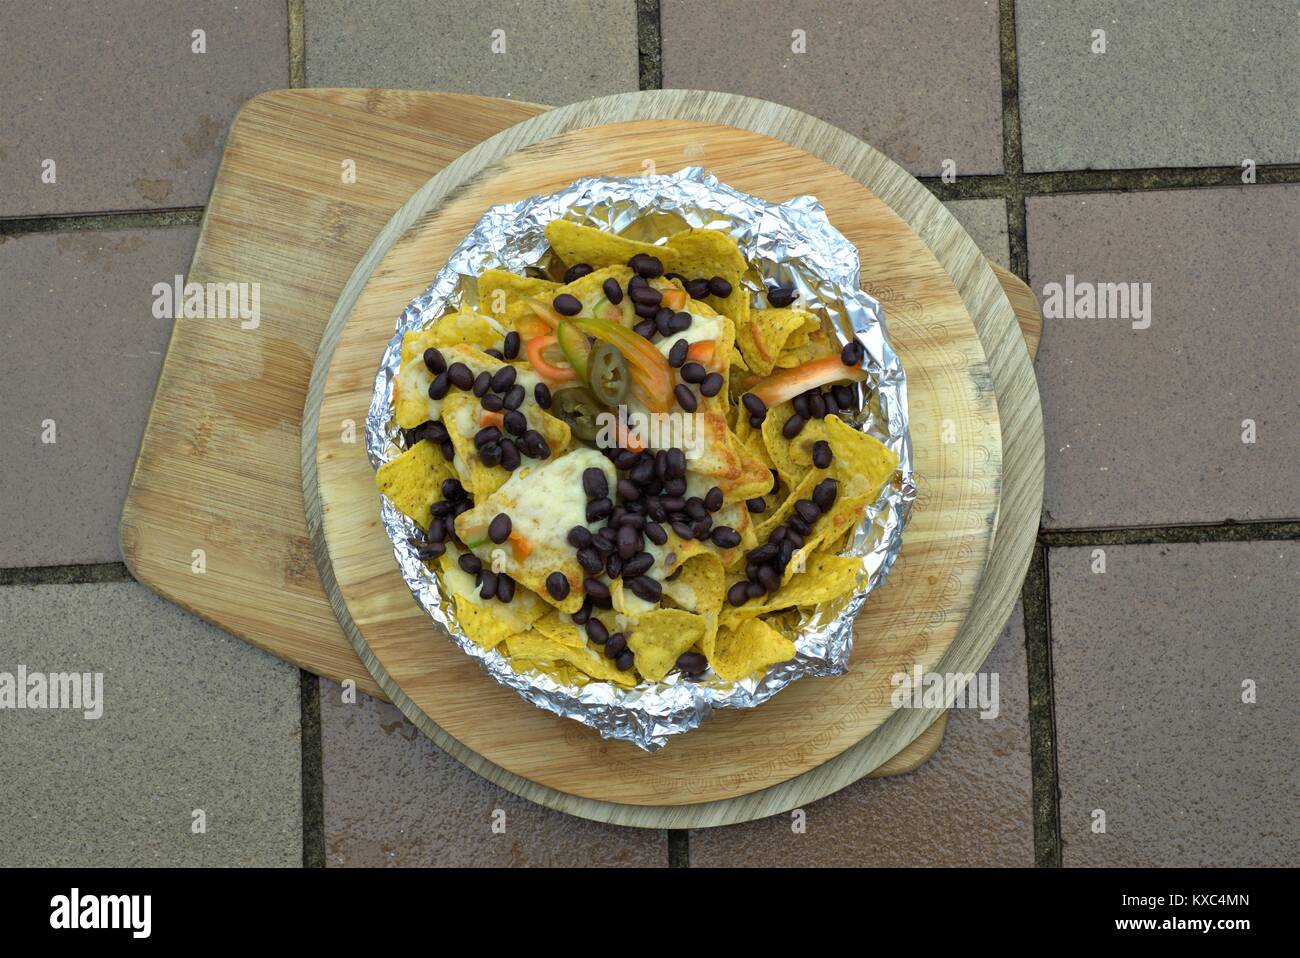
[{"xmin": 367, "ymin": 167, "xmax": 914, "ymax": 750}]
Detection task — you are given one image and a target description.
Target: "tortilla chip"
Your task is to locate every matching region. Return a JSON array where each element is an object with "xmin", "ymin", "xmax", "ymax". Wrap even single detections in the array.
[
  {"xmin": 545, "ymin": 219, "xmax": 663, "ymax": 270},
  {"xmin": 661, "ymin": 552, "xmax": 725, "ymax": 614},
  {"xmin": 505, "ymin": 630, "xmax": 636, "ymax": 687},
  {"xmin": 710, "ymin": 617, "xmax": 797, "ymax": 682},
  {"xmin": 824, "ymin": 414, "xmax": 900, "ymax": 503},
  {"xmin": 401, "ymin": 309, "xmax": 504, "ymax": 363},
  {"xmin": 374, "ymin": 439, "xmax": 456, "ymax": 529},
  {"xmin": 738, "ymin": 308, "xmax": 810, "ymax": 376},
  {"xmin": 453, "ymin": 591, "xmax": 546, "ymax": 649},
  {"xmin": 477, "ymin": 269, "xmax": 560, "ymax": 322},
  {"xmin": 625, "ymin": 609, "xmax": 708, "ymax": 681}
]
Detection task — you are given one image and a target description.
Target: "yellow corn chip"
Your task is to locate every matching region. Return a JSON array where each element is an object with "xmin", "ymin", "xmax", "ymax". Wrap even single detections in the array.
[
  {"xmin": 453, "ymin": 592, "xmax": 545, "ymax": 650},
  {"xmin": 625, "ymin": 608, "xmax": 707, "ymax": 681},
  {"xmin": 477, "ymin": 269, "xmax": 559, "ymax": 322},
  {"xmin": 505, "ymin": 631, "xmax": 636, "ymax": 687},
  {"xmin": 374, "ymin": 439, "xmax": 456, "ymax": 529},
  {"xmin": 545, "ymin": 220, "xmax": 662, "ymax": 269},
  {"xmin": 710, "ymin": 617, "xmax": 797, "ymax": 682},
  {"xmin": 737, "ymin": 308, "xmax": 810, "ymax": 376},
  {"xmin": 661, "ymin": 552, "xmax": 724, "ymax": 614}
]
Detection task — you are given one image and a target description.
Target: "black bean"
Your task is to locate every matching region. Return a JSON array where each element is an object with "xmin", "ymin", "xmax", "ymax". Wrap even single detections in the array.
[
  {"xmin": 674, "ymin": 383, "xmax": 698, "ymax": 412},
  {"xmin": 490, "ymin": 365, "xmax": 517, "ymax": 393},
  {"xmin": 666, "ymin": 448, "xmax": 686, "ymax": 479},
  {"xmin": 692, "ymin": 515, "xmax": 712, "ymax": 538},
  {"xmin": 742, "ymin": 393, "xmax": 767, "ymax": 418},
  {"xmin": 808, "ymin": 391, "xmax": 826, "ymax": 418},
  {"xmin": 501, "ymin": 410, "xmax": 525, "ymax": 437},
  {"xmin": 628, "ymin": 275, "xmax": 647, "ymax": 290},
  {"xmin": 459, "ymin": 553, "xmax": 484, "ymax": 576},
  {"xmin": 478, "ymin": 570, "xmax": 497, "ymax": 601},
  {"xmin": 616, "ymin": 478, "xmax": 641, "ymax": 502},
  {"xmin": 545, "ymin": 571, "xmax": 570, "ymax": 600},
  {"xmin": 576, "ymin": 547, "xmax": 604, "ymax": 575},
  {"xmin": 615, "ymin": 650, "xmax": 635, "ymax": 671},
  {"xmin": 427, "ymin": 373, "xmax": 450, "ymax": 400},
  {"xmin": 441, "ymin": 478, "xmax": 465, "ymax": 500},
  {"xmin": 782, "ymin": 414, "xmax": 805, "ymax": 439},
  {"xmin": 685, "ymin": 497, "xmax": 707, "ymax": 519},
  {"xmin": 423, "ymin": 347, "xmax": 446, "ymax": 374},
  {"xmin": 496, "ymin": 573, "xmax": 516, "ymax": 603},
  {"xmin": 485, "ymin": 348, "xmax": 504, "ymax": 360},
  {"xmin": 630, "ymin": 285, "xmax": 662, "ymax": 307},
  {"xmin": 711, "ymin": 526, "xmax": 741, "ymax": 548},
  {"xmin": 746, "ymin": 581, "xmax": 764, "ymax": 599},
  {"xmin": 502, "ymin": 330, "xmax": 520, "ymax": 360},
  {"xmin": 481, "ymin": 392, "xmax": 504, "ymax": 412},
  {"xmin": 417, "ymin": 542, "xmax": 445, "ymax": 561},
  {"xmin": 469, "ymin": 371, "xmax": 490, "ymax": 398},
  {"xmin": 795, "ymin": 499, "xmax": 821, "ymax": 524},
  {"xmin": 770, "ymin": 469, "xmax": 781, "ymax": 494},
  {"xmin": 586, "ymin": 497, "xmax": 613, "ymax": 523},
  {"xmin": 727, "ymin": 581, "xmax": 751, "ymax": 607},
  {"xmin": 788, "ymin": 513, "xmax": 811, "ymax": 537},
  {"xmin": 792, "ymin": 393, "xmax": 810, "ymax": 420},
  {"xmin": 628, "ymin": 576, "xmax": 662, "ymax": 603},
  {"xmin": 812, "ymin": 439, "xmax": 832, "ymax": 469},
  {"xmin": 699, "ymin": 372, "xmax": 724, "ymax": 397},
  {"xmin": 586, "ymin": 617, "xmax": 609, "ymax": 645},
  {"xmin": 534, "ymin": 382, "xmax": 552, "ymax": 408},
  {"xmin": 680, "ymin": 361, "xmax": 706, "ymax": 384},
  {"xmin": 749, "ymin": 541, "xmax": 779, "ymax": 564},
  {"xmin": 563, "ymin": 263, "xmax": 593, "ymax": 283},
  {"xmin": 553, "ymin": 293, "xmax": 582, "ymax": 316},
  {"xmin": 766, "ymin": 284, "xmax": 796, "ymax": 307},
  {"xmin": 707, "ymin": 276, "xmax": 732, "ymax": 298},
  {"xmin": 822, "ymin": 389, "xmax": 839, "ymax": 415},
  {"xmin": 503, "ymin": 384, "xmax": 525, "ymax": 410},
  {"xmin": 629, "ymin": 459, "xmax": 655, "ymax": 486},
  {"xmin": 618, "ymin": 512, "xmax": 645, "ymax": 529},
  {"xmin": 623, "ymin": 552, "xmax": 654, "ymax": 578},
  {"xmin": 572, "ymin": 598, "xmax": 592, "ymax": 625},
  {"xmin": 488, "ymin": 513, "xmax": 512, "ymax": 544},
  {"xmin": 632, "ymin": 254, "xmax": 663, "ymax": 279},
  {"xmin": 671, "ymin": 519, "xmax": 695, "ymax": 540},
  {"xmin": 596, "ymin": 525, "xmax": 618, "ymax": 546},
  {"xmin": 702, "ymin": 486, "xmax": 723, "ymax": 513},
  {"xmin": 749, "ymin": 414, "xmax": 764, "ymax": 428},
  {"xmin": 583, "ymin": 578, "xmax": 611, "ymax": 603},
  {"xmin": 474, "ymin": 426, "xmax": 501, "ymax": 449},
  {"xmin": 660, "ymin": 495, "xmax": 686, "ymax": 514},
  {"xmin": 614, "ymin": 449, "xmax": 639, "ymax": 470},
  {"xmin": 746, "ymin": 497, "xmax": 767, "ymax": 514},
  {"xmin": 582, "ymin": 467, "xmax": 608, "ymax": 499},
  {"xmin": 635, "ymin": 301, "xmax": 659, "ymax": 320},
  {"xmin": 602, "ymin": 277, "xmax": 623, "ymax": 304},
  {"xmin": 757, "ymin": 564, "xmax": 781, "ymax": 593},
  {"xmin": 654, "ymin": 308, "xmax": 674, "ymax": 336},
  {"xmin": 685, "ymin": 278, "xmax": 710, "ymax": 299},
  {"xmin": 644, "ymin": 521, "xmax": 667, "ymax": 546},
  {"xmin": 604, "ymin": 633, "xmax": 627, "ymax": 659},
  {"xmin": 812, "ymin": 478, "xmax": 840, "ymax": 512},
  {"xmin": 667, "ymin": 338, "xmax": 689, "ymax": 367},
  {"xmin": 426, "ymin": 518, "xmax": 446, "ymax": 543},
  {"xmin": 440, "ymin": 440, "xmax": 455, "ymax": 461},
  {"xmin": 770, "ymin": 526, "xmax": 789, "ymax": 544},
  {"xmin": 832, "ymin": 384, "xmax": 856, "ymax": 409},
  {"xmin": 616, "ymin": 524, "xmax": 639, "ymax": 560},
  {"xmin": 668, "ymin": 311, "xmax": 692, "ymax": 333},
  {"xmin": 568, "ymin": 526, "xmax": 593, "ymax": 548},
  {"xmin": 633, "ymin": 319, "xmax": 656, "ymax": 338},
  {"xmin": 447, "ymin": 362, "xmax": 473, "ymax": 390},
  {"xmin": 605, "ymin": 553, "xmax": 623, "ymax": 579},
  {"xmin": 841, "ymin": 340, "xmax": 864, "ymax": 366},
  {"xmin": 677, "ymin": 651, "xmax": 708, "ymax": 674}
]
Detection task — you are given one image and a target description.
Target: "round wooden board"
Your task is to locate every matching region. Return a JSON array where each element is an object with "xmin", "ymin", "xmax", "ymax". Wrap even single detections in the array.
[{"xmin": 305, "ymin": 91, "xmax": 1043, "ymax": 828}]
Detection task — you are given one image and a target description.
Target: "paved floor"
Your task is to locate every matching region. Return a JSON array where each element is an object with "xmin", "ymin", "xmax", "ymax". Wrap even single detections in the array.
[{"xmin": 0, "ymin": 1, "xmax": 1295, "ymax": 868}]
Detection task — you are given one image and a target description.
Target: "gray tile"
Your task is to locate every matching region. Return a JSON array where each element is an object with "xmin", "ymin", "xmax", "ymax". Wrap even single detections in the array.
[
  {"xmin": 319, "ymin": 681, "xmax": 668, "ymax": 866},
  {"xmin": 1049, "ymin": 541, "xmax": 1299, "ymax": 867},
  {"xmin": 690, "ymin": 605, "xmax": 1033, "ymax": 866},
  {"xmin": 0, "ymin": 1, "xmax": 289, "ymax": 216},
  {"xmin": 662, "ymin": 0, "xmax": 1004, "ymax": 176},
  {"xmin": 944, "ymin": 198, "xmax": 1010, "ymax": 268},
  {"xmin": 1016, "ymin": 0, "xmax": 1300, "ymax": 171},
  {"xmin": 1028, "ymin": 186, "xmax": 1300, "ymax": 528},
  {"xmin": 305, "ymin": 0, "xmax": 638, "ymax": 102},
  {"xmin": 0, "ymin": 226, "xmax": 197, "ymax": 567},
  {"xmin": 0, "ymin": 582, "xmax": 301, "ymax": 866}
]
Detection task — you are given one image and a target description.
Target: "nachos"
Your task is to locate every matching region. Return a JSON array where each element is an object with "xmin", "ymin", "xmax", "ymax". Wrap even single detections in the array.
[{"xmin": 377, "ymin": 221, "xmax": 899, "ymax": 687}]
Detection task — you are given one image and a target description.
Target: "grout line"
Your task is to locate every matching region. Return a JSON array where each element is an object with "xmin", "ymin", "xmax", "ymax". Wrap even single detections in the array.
[
  {"xmin": 0, "ymin": 562, "xmax": 133, "ymax": 586},
  {"xmin": 997, "ymin": 0, "xmax": 1029, "ymax": 281},
  {"xmin": 0, "ymin": 208, "xmax": 204, "ymax": 236},
  {"xmin": 1040, "ymin": 520, "xmax": 1300, "ymax": 548},
  {"xmin": 636, "ymin": 0, "xmax": 663, "ymax": 91},
  {"xmin": 288, "ymin": 0, "xmax": 306, "ymax": 88},
  {"xmin": 667, "ymin": 829, "xmax": 690, "ymax": 867},
  {"xmin": 1021, "ymin": 544, "xmax": 1062, "ymax": 867},
  {"xmin": 299, "ymin": 670, "xmax": 326, "ymax": 868}
]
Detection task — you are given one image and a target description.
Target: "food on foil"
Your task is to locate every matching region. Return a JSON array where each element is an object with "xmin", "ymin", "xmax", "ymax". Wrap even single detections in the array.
[{"xmin": 375, "ymin": 219, "xmax": 900, "ymax": 691}]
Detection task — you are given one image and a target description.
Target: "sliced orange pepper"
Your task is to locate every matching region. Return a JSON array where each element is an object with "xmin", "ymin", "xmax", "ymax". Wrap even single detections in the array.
[
  {"xmin": 479, "ymin": 410, "xmax": 505, "ymax": 429},
  {"xmin": 748, "ymin": 355, "xmax": 869, "ymax": 409},
  {"xmin": 526, "ymin": 334, "xmax": 577, "ymax": 382},
  {"xmin": 748, "ymin": 318, "xmax": 771, "ymax": 362},
  {"xmin": 510, "ymin": 532, "xmax": 532, "ymax": 561},
  {"xmin": 659, "ymin": 287, "xmax": 688, "ymax": 310}
]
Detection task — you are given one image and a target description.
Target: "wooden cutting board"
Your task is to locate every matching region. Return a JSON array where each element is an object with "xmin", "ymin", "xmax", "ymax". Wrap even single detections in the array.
[
  {"xmin": 116, "ymin": 89, "xmax": 1040, "ymax": 774},
  {"xmin": 306, "ymin": 106, "xmax": 1008, "ymax": 814}
]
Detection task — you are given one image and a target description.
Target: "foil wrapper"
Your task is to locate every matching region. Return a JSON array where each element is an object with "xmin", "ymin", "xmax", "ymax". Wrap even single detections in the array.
[{"xmin": 367, "ymin": 167, "xmax": 914, "ymax": 750}]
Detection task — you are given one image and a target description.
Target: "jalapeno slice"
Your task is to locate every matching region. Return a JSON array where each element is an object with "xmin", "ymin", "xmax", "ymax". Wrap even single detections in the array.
[
  {"xmin": 588, "ymin": 342, "xmax": 630, "ymax": 406},
  {"xmin": 551, "ymin": 387, "xmax": 603, "ymax": 442}
]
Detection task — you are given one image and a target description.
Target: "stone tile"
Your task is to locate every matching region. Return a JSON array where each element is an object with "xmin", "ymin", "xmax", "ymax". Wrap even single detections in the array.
[
  {"xmin": 943, "ymin": 198, "xmax": 1009, "ymax": 268},
  {"xmin": 1049, "ymin": 541, "xmax": 1299, "ymax": 867},
  {"xmin": 318, "ymin": 680, "xmax": 668, "ymax": 866},
  {"xmin": 0, "ymin": 226, "xmax": 197, "ymax": 567},
  {"xmin": 690, "ymin": 605, "xmax": 1033, "ymax": 866},
  {"xmin": 662, "ymin": 0, "xmax": 1003, "ymax": 176},
  {"xmin": 305, "ymin": 0, "xmax": 638, "ymax": 103},
  {"xmin": 1028, "ymin": 186, "xmax": 1300, "ymax": 528},
  {"xmin": 0, "ymin": 1, "xmax": 289, "ymax": 216},
  {"xmin": 1016, "ymin": 0, "xmax": 1300, "ymax": 172},
  {"xmin": 0, "ymin": 582, "xmax": 301, "ymax": 866}
]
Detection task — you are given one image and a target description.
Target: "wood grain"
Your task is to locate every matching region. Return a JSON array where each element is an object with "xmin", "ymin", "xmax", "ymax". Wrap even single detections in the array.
[{"xmin": 308, "ymin": 111, "xmax": 1005, "ymax": 811}]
